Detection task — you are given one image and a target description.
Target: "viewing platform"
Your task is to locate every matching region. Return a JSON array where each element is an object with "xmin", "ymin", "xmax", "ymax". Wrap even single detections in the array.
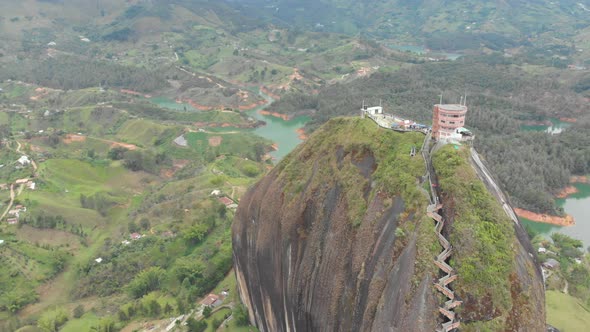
[{"xmin": 361, "ymin": 105, "xmax": 430, "ymax": 134}]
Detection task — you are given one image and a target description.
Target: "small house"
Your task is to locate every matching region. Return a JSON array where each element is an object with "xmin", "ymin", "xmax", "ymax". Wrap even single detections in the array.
[
  {"xmin": 200, "ymin": 294, "xmax": 222, "ymax": 308},
  {"xmin": 7, "ymin": 218, "xmax": 18, "ymax": 224},
  {"xmin": 17, "ymin": 155, "xmax": 30, "ymax": 165},
  {"xmin": 130, "ymin": 233, "xmax": 142, "ymax": 240},
  {"xmin": 218, "ymin": 197, "xmax": 235, "ymax": 207},
  {"xmin": 542, "ymin": 258, "xmax": 560, "ymax": 270},
  {"xmin": 210, "ymin": 189, "xmax": 221, "ymax": 196},
  {"xmin": 8, "ymin": 209, "xmax": 20, "ymax": 217},
  {"xmin": 95, "ymin": 257, "xmax": 103, "ymax": 263},
  {"xmin": 538, "ymin": 247, "xmax": 546, "ymax": 254}
]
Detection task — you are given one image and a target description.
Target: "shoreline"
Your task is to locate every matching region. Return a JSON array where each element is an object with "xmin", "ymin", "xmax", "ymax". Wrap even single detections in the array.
[
  {"xmin": 296, "ymin": 128, "xmax": 308, "ymax": 140},
  {"xmin": 193, "ymin": 120, "xmax": 265, "ymax": 129},
  {"xmin": 258, "ymin": 109, "xmax": 315, "ymax": 121},
  {"xmin": 555, "ymin": 185, "xmax": 579, "ymax": 198},
  {"xmin": 559, "ymin": 117, "xmax": 578, "ymax": 123},
  {"xmin": 570, "ymin": 175, "xmax": 589, "ymax": 184},
  {"xmin": 259, "ymin": 110, "xmax": 292, "ymax": 121},
  {"xmin": 514, "ymin": 208, "xmax": 575, "ymax": 226}
]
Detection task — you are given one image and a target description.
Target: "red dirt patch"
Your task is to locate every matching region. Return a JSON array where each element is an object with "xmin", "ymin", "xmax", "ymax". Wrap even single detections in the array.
[
  {"xmin": 161, "ymin": 159, "xmax": 191, "ymax": 179},
  {"xmin": 110, "ymin": 142, "xmax": 138, "ymax": 150},
  {"xmin": 120, "ymin": 89, "xmax": 151, "ymax": 98},
  {"xmin": 555, "ymin": 186, "xmax": 579, "ymax": 198},
  {"xmin": 514, "ymin": 208, "xmax": 574, "ymax": 226},
  {"xmin": 570, "ymin": 175, "xmax": 589, "ymax": 184},
  {"xmin": 296, "ymin": 128, "xmax": 308, "ymax": 140},
  {"xmin": 63, "ymin": 134, "xmax": 87, "ymax": 144},
  {"xmin": 29, "ymin": 145, "xmax": 46, "ymax": 153},
  {"xmin": 259, "ymin": 110, "xmax": 291, "ymax": 120},
  {"xmin": 559, "ymin": 117, "xmax": 577, "ymax": 123},
  {"xmin": 208, "ymin": 136, "xmax": 222, "ymax": 147}
]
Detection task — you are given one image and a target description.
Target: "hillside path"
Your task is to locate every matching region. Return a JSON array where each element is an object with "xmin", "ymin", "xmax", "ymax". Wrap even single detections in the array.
[{"xmin": 0, "ymin": 184, "xmax": 15, "ymax": 220}]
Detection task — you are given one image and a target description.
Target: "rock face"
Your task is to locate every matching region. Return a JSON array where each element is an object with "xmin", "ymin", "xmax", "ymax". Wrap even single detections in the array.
[{"xmin": 232, "ymin": 118, "xmax": 545, "ymax": 331}]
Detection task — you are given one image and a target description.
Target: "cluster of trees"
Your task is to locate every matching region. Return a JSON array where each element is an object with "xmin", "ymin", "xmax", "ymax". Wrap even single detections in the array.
[
  {"xmin": 21, "ymin": 213, "xmax": 88, "ymax": 237},
  {"xmin": 80, "ymin": 192, "xmax": 117, "ymax": 216},
  {"xmin": 0, "ymin": 56, "xmax": 169, "ymax": 92},
  {"xmin": 108, "ymin": 147, "xmax": 170, "ymax": 174},
  {"xmin": 475, "ymin": 123, "xmax": 590, "ymax": 213},
  {"xmin": 425, "ymin": 31, "xmax": 520, "ymax": 51},
  {"xmin": 37, "ymin": 307, "xmax": 69, "ymax": 332}
]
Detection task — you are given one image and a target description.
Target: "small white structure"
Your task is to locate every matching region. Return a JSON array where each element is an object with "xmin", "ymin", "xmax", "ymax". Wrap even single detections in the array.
[
  {"xmin": 210, "ymin": 189, "xmax": 221, "ymax": 196},
  {"xmin": 0, "ymin": 239, "xmax": 4, "ymax": 245},
  {"xmin": 27, "ymin": 181, "xmax": 36, "ymax": 190},
  {"xmin": 538, "ymin": 247, "xmax": 547, "ymax": 253},
  {"xmin": 173, "ymin": 135, "xmax": 188, "ymax": 147},
  {"xmin": 17, "ymin": 155, "xmax": 30, "ymax": 165},
  {"xmin": 575, "ymin": 258, "xmax": 582, "ymax": 264},
  {"xmin": 362, "ymin": 105, "xmax": 383, "ymax": 115},
  {"xmin": 80, "ymin": 37, "xmax": 90, "ymax": 43},
  {"xmin": 47, "ymin": 41, "xmax": 57, "ymax": 46},
  {"xmin": 95, "ymin": 257, "xmax": 103, "ymax": 263}
]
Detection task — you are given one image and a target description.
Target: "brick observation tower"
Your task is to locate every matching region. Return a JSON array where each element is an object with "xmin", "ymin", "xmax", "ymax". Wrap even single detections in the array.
[{"xmin": 432, "ymin": 104, "xmax": 470, "ymax": 141}]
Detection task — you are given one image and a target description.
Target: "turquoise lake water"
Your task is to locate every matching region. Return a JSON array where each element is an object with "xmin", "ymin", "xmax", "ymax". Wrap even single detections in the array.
[
  {"xmin": 522, "ymin": 183, "xmax": 590, "ymax": 247},
  {"xmin": 148, "ymin": 90, "xmax": 309, "ymax": 162},
  {"xmin": 520, "ymin": 118, "xmax": 572, "ymax": 134}
]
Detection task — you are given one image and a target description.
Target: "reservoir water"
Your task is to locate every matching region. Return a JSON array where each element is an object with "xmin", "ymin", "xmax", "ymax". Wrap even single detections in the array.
[
  {"xmin": 148, "ymin": 90, "xmax": 309, "ymax": 162},
  {"xmin": 246, "ymin": 90, "xmax": 309, "ymax": 161},
  {"xmin": 520, "ymin": 118, "xmax": 572, "ymax": 134},
  {"xmin": 522, "ymin": 183, "xmax": 590, "ymax": 247},
  {"xmin": 520, "ymin": 117, "xmax": 589, "ymax": 246}
]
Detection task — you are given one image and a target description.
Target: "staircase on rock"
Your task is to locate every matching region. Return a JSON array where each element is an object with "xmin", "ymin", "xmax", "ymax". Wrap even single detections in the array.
[{"xmin": 428, "ymin": 203, "xmax": 462, "ymax": 332}]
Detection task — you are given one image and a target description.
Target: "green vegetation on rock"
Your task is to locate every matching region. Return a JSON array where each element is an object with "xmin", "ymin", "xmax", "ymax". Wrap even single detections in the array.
[
  {"xmin": 433, "ymin": 145, "xmax": 516, "ymax": 323},
  {"xmin": 278, "ymin": 117, "xmax": 425, "ymax": 225}
]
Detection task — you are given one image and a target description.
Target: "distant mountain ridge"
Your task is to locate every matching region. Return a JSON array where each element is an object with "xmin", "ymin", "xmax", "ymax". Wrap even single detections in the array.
[
  {"xmin": 232, "ymin": 0, "xmax": 590, "ymax": 49},
  {"xmin": 1, "ymin": 0, "xmax": 588, "ymax": 51}
]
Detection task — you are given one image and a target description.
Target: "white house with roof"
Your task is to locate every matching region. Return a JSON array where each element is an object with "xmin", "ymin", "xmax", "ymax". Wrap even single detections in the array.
[{"xmin": 17, "ymin": 155, "xmax": 30, "ymax": 165}]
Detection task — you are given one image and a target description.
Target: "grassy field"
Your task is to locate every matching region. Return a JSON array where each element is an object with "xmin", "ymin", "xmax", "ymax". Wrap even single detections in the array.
[
  {"xmin": 59, "ymin": 312, "xmax": 100, "ymax": 332},
  {"xmin": 115, "ymin": 119, "xmax": 175, "ymax": 147},
  {"xmin": 546, "ymin": 290, "xmax": 590, "ymax": 331}
]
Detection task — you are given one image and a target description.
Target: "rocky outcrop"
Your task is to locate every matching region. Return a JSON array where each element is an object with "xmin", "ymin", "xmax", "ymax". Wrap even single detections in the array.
[{"xmin": 232, "ymin": 118, "xmax": 546, "ymax": 331}]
